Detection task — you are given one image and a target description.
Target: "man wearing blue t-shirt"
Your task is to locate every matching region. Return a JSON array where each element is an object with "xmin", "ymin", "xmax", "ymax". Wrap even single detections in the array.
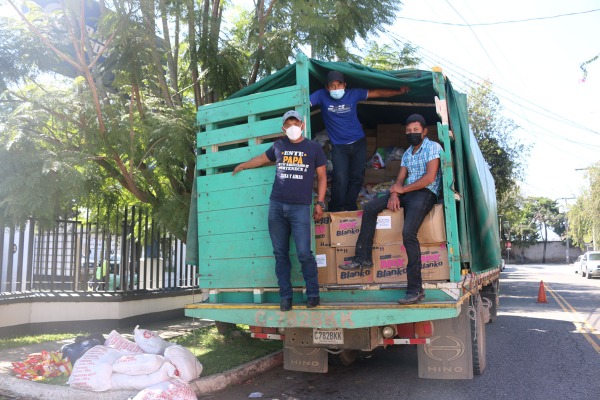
[
  {"xmin": 310, "ymin": 71, "xmax": 410, "ymax": 211},
  {"xmin": 339, "ymin": 114, "xmax": 442, "ymax": 305},
  {"xmin": 233, "ymin": 110, "xmax": 327, "ymax": 311}
]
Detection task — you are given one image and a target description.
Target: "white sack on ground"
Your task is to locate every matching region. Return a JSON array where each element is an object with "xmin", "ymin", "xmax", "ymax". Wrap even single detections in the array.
[
  {"xmin": 133, "ymin": 325, "xmax": 171, "ymax": 355},
  {"xmin": 131, "ymin": 378, "xmax": 197, "ymax": 400},
  {"xmin": 67, "ymin": 345, "xmax": 124, "ymax": 391},
  {"xmin": 164, "ymin": 345, "xmax": 203, "ymax": 382},
  {"xmin": 105, "ymin": 330, "xmax": 144, "ymax": 353},
  {"xmin": 111, "ymin": 361, "xmax": 176, "ymax": 390},
  {"xmin": 112, "ymin": 353, "xmax": 165, "ymax": 375}
]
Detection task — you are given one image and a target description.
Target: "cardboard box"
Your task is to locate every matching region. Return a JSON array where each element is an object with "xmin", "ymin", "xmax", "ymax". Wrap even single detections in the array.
[
  {"xmin": 417, "ymin": 204, "xmax": 446, "ymax": 244},
  {"xmin": 363, "ymin": 168, "xmax": 385, "ymax": 184},
  {"xmin": 335, "ymin": 247, "xmax": 374, "ymax": 284},
  {"xmin": 420, "ymin": 243, "xmax": 450, "ymax": 281},
  {"xmin": 385, "ymin": 160, "xmax": 401, "ymax": 179},
  {"xmin": 315, "ymin": 213, "xmax": 331, "ymax": 247},
  {"xmin": 316, "ymin": 247, "xmax": 337, "ymax": 284},
  {"xmin": 374, "ymin": 209, "xmax": 404, "ymax": 244},
  {"xmin": 377, "ymin": 124, "xmax": 404, "ymax": 148},
  {"xmin": 373, "ymin": 242, "xmax": 449, "ymax": 283},
  {"xmin": 373, "ymin": 243, "xmax": 408, "ymax": 283},
  {"xmin": 329, "ymin": 211, "xmax": 363, "ymax": 247}
]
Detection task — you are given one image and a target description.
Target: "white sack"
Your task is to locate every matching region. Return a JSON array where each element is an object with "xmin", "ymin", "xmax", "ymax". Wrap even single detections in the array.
[
  {"xmin": 164, "ymin": 345, "xmax": 203, "ymax": 382},
  {"xmin": 105, "ymin": 330, "xmax": 144, "ymax": 354},
  {"xmin": 112, "ymin": 353, "xmax": 165, "ymax": 376},
  {"xmin": 131, "ymin": 378, "xmax": 197, "ymax": 400},
  {"xmin": 111, "ymin": 361, "xmax": 176, "ymax": 390},
  {"xmin": 133, "ymin": 325, "xmax": 171, "ymax": 355},
  {"xmin": 67, "ymin": 345, "xmax": 124, "ymax": 392}
]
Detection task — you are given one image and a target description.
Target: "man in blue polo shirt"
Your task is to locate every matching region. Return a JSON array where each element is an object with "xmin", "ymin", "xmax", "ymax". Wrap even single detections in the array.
[
  {"xmin": 339, "ymin": 114, "xmax": 442, "ymax": 305},
  {"xmin": 310, "ymin": 71, "xmax": 410, "ymax": 212}
]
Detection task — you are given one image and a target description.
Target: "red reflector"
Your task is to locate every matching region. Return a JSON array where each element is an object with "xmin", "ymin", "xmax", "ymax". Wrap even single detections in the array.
[{"xmin": 414, "ymin": 321, "xmax": 433, "ymax": 338}]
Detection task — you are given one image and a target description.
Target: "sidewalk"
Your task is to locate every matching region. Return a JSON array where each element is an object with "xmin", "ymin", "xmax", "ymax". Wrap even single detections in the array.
[{"xmin": 0, "ymin": 317, "xmax": 283, "ymax": 399}]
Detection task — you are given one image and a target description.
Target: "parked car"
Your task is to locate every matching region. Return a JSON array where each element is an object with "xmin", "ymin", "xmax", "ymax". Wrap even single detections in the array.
[
  {"xmin": 581, "ymin": 251, "xmax": 600, "ymax": 279},
  {"xmin": 573, "ymin": 255, "xmax": 583, "ymax": 274}
]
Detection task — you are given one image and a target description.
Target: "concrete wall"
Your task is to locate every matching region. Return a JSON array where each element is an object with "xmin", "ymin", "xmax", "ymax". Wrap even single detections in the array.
[
  {"xmin": 505, "ymin": 241, "xmax": 583, "ymax": 264},
  {"xmin": 0, "ymin": 290, "xmax": 207, "ymax": 336}
]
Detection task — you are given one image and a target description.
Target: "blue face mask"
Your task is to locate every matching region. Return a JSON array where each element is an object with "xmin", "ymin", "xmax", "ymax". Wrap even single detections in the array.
[{"xmin": 329, "ymin": 89, "xmax": 345, "ymax": 100}]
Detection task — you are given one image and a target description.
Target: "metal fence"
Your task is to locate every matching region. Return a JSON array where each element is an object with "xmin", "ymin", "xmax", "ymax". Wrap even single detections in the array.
[{"xmin": 1, "ymin": 205, "xmax": 197, "ymax": 296}]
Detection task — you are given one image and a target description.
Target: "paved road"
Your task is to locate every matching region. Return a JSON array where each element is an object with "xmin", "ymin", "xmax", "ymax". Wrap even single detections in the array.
[{"xmin": 199, "ymin": 263, "xmax": 600, "ymax": 400}]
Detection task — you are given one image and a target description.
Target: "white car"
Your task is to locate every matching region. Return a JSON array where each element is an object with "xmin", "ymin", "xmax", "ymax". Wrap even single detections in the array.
[
  {"xmin": 573, "ymin": 255, "xmax": 583, "ymax": 274},
  {"xmin": 581, "ymin": 251, "xmax": 600, "ymax": 279}
]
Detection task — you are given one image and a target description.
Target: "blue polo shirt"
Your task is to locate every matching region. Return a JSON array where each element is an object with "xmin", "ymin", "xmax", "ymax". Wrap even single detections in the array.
[
  {"xmin": 310, "ymin": 88, "xmax": 369, "ymax": 145},
  {"xmin": 401, "ymin": 137, "xmax": 442, "ymax": 196}
]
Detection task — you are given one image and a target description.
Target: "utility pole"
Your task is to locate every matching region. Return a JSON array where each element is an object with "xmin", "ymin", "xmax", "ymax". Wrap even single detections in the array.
[{"xmin": 557, "ymin": 197, "xmax": 575, "ymax": 263}]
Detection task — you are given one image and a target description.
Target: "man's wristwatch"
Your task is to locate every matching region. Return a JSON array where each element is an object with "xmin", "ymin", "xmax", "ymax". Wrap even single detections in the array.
[{"xmin": 315, "ymin": 201, "xmax": 326, "ymax": 209}]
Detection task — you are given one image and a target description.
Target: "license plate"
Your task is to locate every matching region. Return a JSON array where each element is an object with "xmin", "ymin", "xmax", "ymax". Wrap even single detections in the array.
[{"xmin": 313, "ymin": 328, "xmax": 344, "ymax": 344}]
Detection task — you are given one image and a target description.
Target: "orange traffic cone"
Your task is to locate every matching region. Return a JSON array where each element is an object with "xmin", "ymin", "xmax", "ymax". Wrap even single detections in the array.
[{"xmin": 536, "ymin": 280, "xmax": 548, "ymax": 303}]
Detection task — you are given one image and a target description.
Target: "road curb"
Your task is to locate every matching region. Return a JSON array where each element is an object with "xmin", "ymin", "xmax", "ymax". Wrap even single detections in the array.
[
  {"xmin": 190, "ymin": 351, "xmax": 284, "ymax": 394},
  {"xmin": 0, "ymin": 351, "xmax": 283, "ymax": 399}
]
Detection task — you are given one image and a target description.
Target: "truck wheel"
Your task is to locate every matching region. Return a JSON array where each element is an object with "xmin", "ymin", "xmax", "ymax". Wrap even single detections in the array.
[
  {"xmin": 586, "ymin": 269, "xmax": 592, "ymax": 279},
  {"xmin": 328, "ymin": 349, "xmax": 359, "ymax": 366},
  {"xmin": 481, "ymin": 280, "xmax": 500, "ymax": 323},
  {"xmin": 214, "ymin": 321, "xmax": 236, "ymax": 334},
  {"xmin": 470, "ymin": 294, "xmax": 487, "ymax": 375}
]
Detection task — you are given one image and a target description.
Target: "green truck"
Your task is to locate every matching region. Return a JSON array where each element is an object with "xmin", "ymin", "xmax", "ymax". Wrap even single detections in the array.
[{"xmin": 185, "ymin": 53, "xmax": 502, "ymax": 379}]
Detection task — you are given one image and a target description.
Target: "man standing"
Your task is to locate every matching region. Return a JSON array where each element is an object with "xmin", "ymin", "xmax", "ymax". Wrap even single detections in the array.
[
  {"xmin": 310, "ymin": 70, "xmax": 410, "ymax": 211},
  {"xmin": 339, "ymin": 114, "xmax": 442, "ymax": 305},
  {"xmin": 233, "ymin": 110, "xmax": 327, "ymax": 311}
]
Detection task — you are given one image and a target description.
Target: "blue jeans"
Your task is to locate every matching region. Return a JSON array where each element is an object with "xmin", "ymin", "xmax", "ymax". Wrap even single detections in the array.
[
  {"xmin": 330, "ymin": 138, "xmax": 366, "ymax": 212},
  {"xmin": 354, "ymin": 189, "xmax": 437, "ymax": 293},
  {"xmin": 268, "ymin": 200, "xmax": 320, "ymax": 299}
]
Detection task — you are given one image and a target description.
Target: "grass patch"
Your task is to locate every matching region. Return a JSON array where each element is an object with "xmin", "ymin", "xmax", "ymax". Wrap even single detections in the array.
[
  {"xmin": 172, "ymin": 324, "xmax": 282, "ymax": 376},
  {"xmin": 0, "ymin": 333, "xmax": 89, "ymax": 351}
]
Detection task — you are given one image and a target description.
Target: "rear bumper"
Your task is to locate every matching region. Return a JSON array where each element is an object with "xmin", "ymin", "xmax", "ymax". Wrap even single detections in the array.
[{"xmin": 185, "ymin": 295, "xmax": 468, "ymax": 329}]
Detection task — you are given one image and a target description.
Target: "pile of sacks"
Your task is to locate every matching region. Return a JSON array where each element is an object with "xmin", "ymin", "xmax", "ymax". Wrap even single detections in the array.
[{"xmin": 67, "ymin": 325, "xmax": 201, "ymax": 399}]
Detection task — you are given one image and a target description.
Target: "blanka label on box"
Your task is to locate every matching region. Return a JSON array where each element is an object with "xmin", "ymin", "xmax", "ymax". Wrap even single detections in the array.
[{"xmin": 330, "ymin": 211, "xmax": 363, "ymax": 247}]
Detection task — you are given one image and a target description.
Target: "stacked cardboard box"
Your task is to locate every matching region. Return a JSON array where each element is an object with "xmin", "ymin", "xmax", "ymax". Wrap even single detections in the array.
[
  {"xmin": 329, "ymin": 211, "xmax": 374, "ymax": 284},
  {"xmin": 315, "ymin": 213, "xmax": 336, "ymax": 284},
  {"xmin": 372, "ymin": 204, "xmax": 449, "ymax": 284}
]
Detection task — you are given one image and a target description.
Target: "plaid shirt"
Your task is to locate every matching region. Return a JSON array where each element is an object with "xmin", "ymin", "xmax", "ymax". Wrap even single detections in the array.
[{"xmin": 401, "ymin": 137, "xmax": 442, "ymax": 196}]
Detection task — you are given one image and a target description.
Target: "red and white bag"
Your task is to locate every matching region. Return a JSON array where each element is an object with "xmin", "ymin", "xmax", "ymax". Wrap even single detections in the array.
[
  {"xmin": 67, "ymin": 345, "xmax": 124, "ymax": 391},
  {"xmin": 104, "ymin": 330, "xmax": 144, "ymax": 354},
  {"xmin": 112, "ymin": 353, "xmax": 164, "ymax": 375},
  {"xmin": 133, "ymin": 325, "xmax": 171, "ymax": 355},
  {"xmin": 131, "ymin": 378, "xmax": 197, "ymax": 400},
  {"xmin": 110, "ymin": 361, "xmax": 176, "ymax": 390},
  {"xmin": 164, "ymin": 345, "xmax": 203, "ymax": 382}
]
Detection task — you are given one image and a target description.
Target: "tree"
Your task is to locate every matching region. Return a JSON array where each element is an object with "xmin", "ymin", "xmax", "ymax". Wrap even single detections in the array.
[
  {"xmin": 361, "ymin": 41, "xmax": 420, "ymax": 71},
  {"xmin": 233, "ymin": 0, "xmax": 402, "ymax": 84},
  {"xmin": 1, "ymin": 0, "xmax": 405, "ymax": 240},
  {"xmin": 467, "ymin": 81, "xmax": 528, "ymax": 216},
  {"xmin": 524, "ymin": 197, "xmax": 563, "ymax": 263},
  {"xmin": 569, "ymin": 162, "xmax": 600, "ymax": 250}
]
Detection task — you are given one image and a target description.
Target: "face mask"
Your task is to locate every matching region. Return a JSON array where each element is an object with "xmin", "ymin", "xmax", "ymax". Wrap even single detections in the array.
[
  {"xmin": 285, "ymin": 125, "xmax": 303, "ymax": 141},
  {"xmin": 407, "ymin": 133, "xmax": 423, "ymax": 146},
  {"xmin": 329, "ymin": 89, "xmax": 345, "ymax": 100}
]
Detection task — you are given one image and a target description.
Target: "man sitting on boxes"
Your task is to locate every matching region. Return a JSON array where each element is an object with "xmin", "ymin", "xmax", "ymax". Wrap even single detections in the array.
[{"xmin": 339, "ymin": 114, "xmax": 442, "ymax": 305}]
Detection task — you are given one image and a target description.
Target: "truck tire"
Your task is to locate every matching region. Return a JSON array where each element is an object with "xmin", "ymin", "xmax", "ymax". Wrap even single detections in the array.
[
  {"xmin": 481, "ymin": 280, "xmax": 500, "ymax": 323},
  {"xmin": 470, "ymin": 294, "xmax": 487, "ymax": 375},
  {"xmin": 328, "ymin": 349, "xmax": 359, "ymax": 366}
]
